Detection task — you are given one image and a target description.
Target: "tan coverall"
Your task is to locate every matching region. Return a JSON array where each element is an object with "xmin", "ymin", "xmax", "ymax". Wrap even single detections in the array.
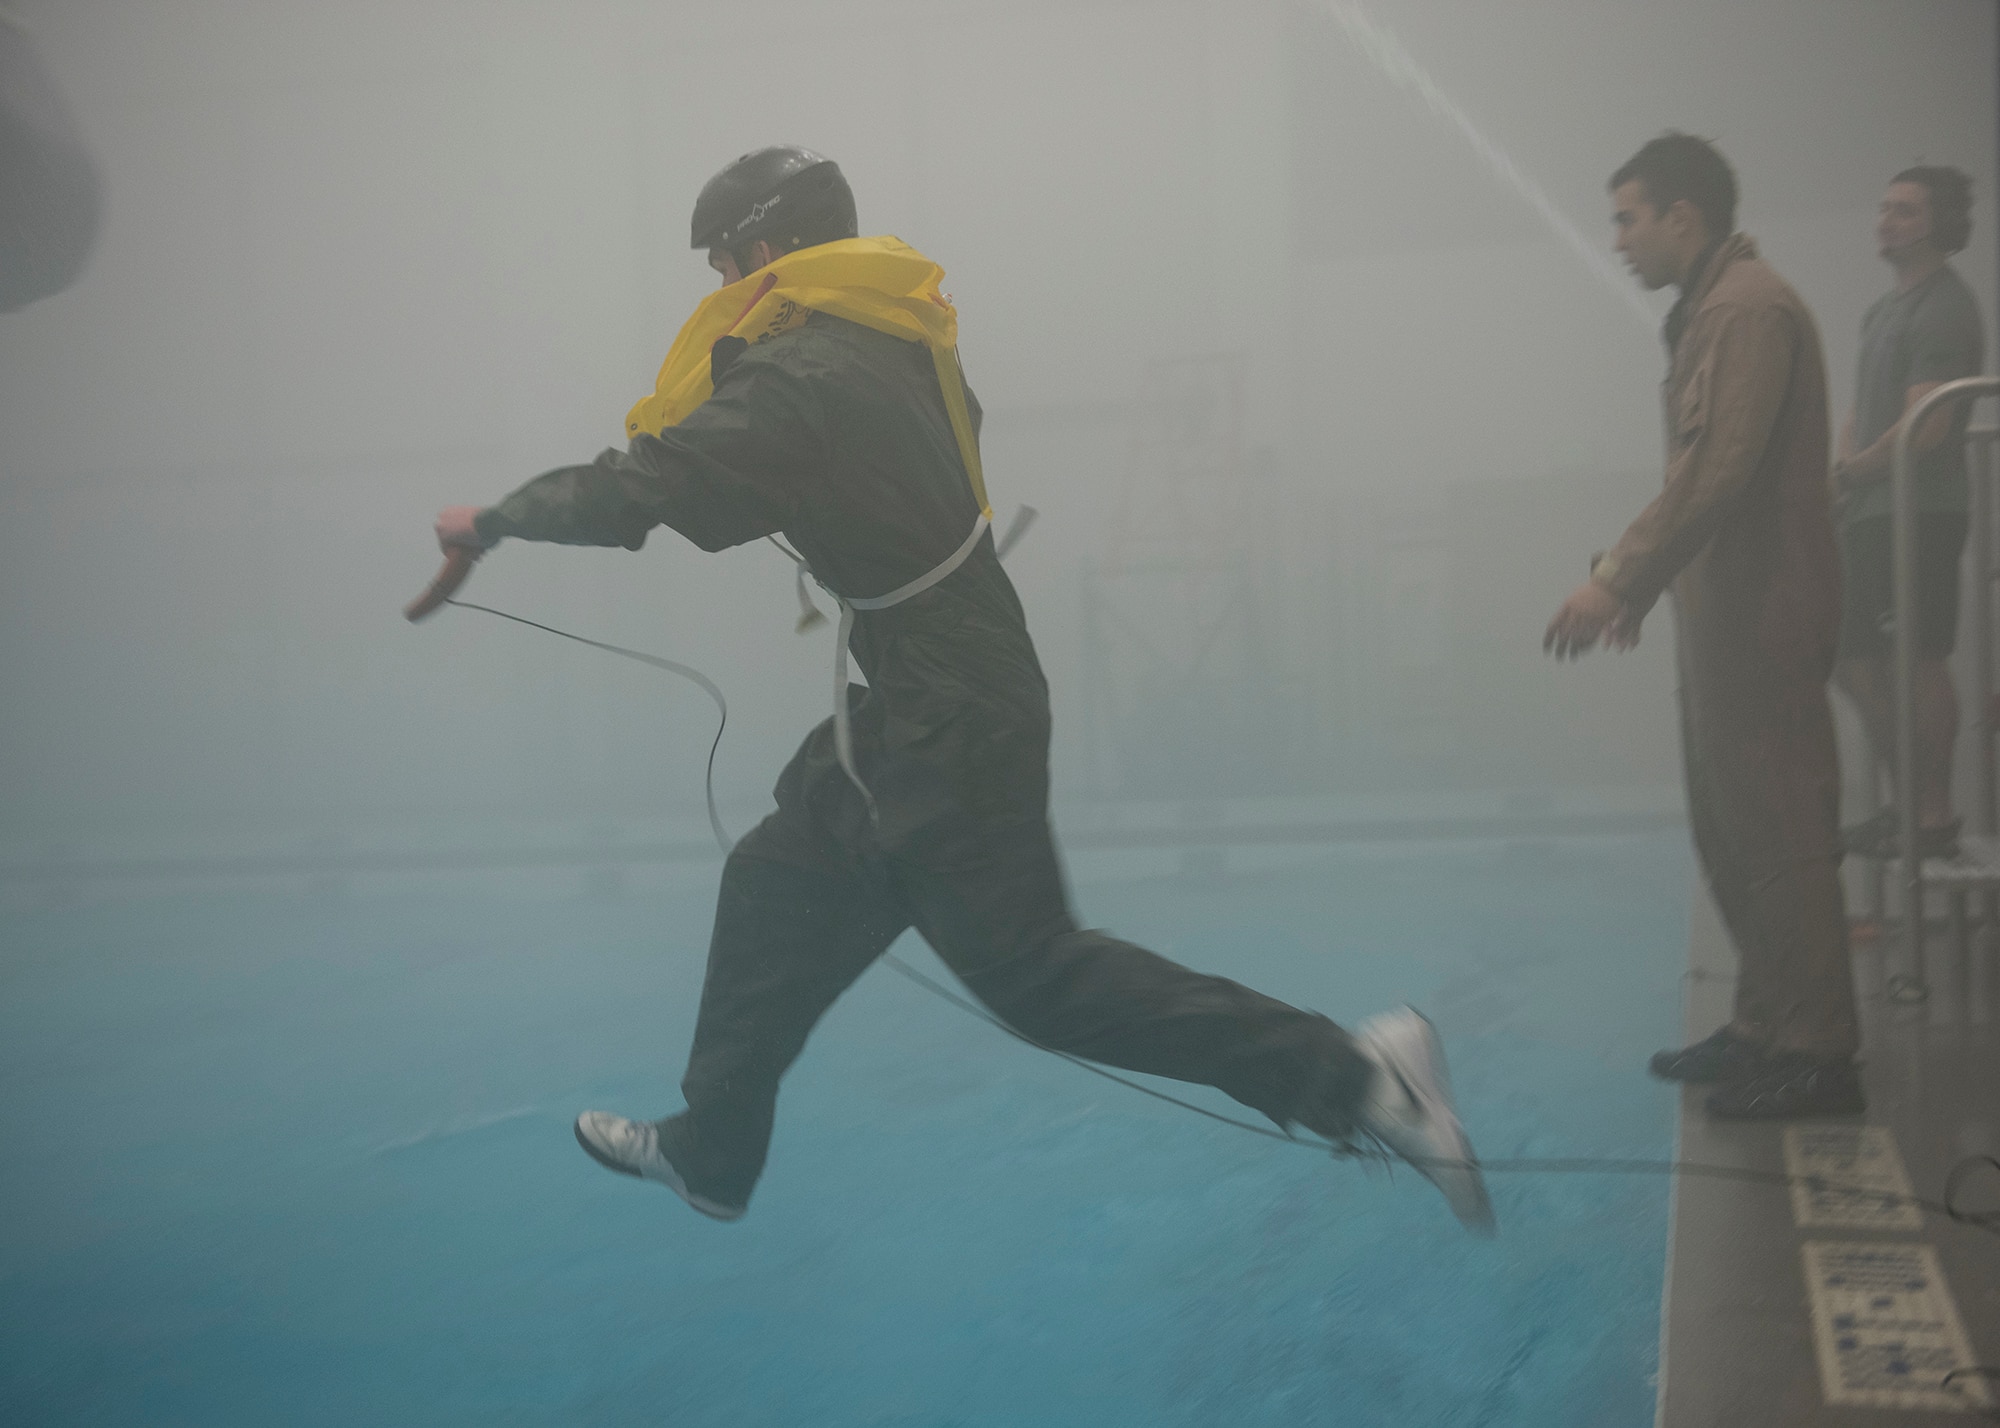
[{"xmin": 1594, "ymin": 235, "xmax": 1857, "ymax": 1058}]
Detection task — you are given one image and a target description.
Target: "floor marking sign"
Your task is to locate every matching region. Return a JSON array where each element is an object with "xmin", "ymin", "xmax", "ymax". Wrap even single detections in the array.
[
  {"xmin": 1783, "ymin": 1125, "xmax": 1923, "ymax": 1231},
  {"xmin": 1801, "ymin": 1241, "xmax": 1993, "ymax": 1412}
]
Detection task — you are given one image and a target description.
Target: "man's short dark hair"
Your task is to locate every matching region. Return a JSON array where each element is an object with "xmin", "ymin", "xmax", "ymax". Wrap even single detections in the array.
[
  {"xmin": 1892, "ymin": 165, "xmax": 1973, "ymax": 254},
  {"xmin": 1610, "ymin": 133, "xmax": 1738, "ymax": 242}
]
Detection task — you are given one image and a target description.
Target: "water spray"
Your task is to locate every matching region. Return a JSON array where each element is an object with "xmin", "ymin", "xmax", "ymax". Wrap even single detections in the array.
[{"xmin": 1319, "ymin": 0, "xmax": 1657, "ymax": 328}]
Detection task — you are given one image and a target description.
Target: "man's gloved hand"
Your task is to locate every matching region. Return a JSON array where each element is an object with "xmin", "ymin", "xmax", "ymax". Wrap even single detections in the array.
[
  {"xmin": 433, "ymin": 505, "xmax": 491, "ymax": 553},
  {"xmin": 406, "ymin": 506, "xmax": 492, "ymax": 622}
]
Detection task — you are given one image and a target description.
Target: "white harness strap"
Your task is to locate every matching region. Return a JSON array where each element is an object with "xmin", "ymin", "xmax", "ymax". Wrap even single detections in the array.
[{"xmin": 800, "ymin": 511, "xmax": 991, "ymax": 822}]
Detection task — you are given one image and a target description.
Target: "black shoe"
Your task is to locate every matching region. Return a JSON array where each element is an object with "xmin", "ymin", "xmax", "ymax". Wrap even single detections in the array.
[
  {"xmin": 1704, "ymin": 1057, "xmax": 1866, "ymax": 1120},
  {"xmin": 1923, "ymin": 818, "xmax": 1964, "ymax": 861},
  {"xmin": 1649, "ymin": 1027, "xmax": 1776, "ymax": 1084},
  {"xmin": 1841, "ymin": 809, "xmax": 1897, "ymax": 858}
]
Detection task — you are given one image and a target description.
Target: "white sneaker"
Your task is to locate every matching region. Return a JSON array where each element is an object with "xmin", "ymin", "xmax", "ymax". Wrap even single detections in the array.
[
  {"xmin": 573, "ymin": 1110, "xmax": 745, "ymax": 1221},
  {"xmin": 1352, "ymin": 1007, "xmax": 1496, "ymax": 1235}
]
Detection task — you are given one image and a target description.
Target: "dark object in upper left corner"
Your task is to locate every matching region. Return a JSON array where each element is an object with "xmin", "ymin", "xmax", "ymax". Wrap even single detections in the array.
[{"xmin": 0, "ymin": 13, "xmax": 104, "ymax": 313}]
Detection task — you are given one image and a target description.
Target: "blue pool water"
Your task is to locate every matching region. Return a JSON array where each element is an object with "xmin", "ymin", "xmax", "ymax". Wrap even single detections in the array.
[{"xmin": 2, "ymin": 834, "xmax": 1689, "ymax": 1426}]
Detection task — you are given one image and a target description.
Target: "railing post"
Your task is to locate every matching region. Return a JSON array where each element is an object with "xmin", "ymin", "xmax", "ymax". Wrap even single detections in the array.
[
  {"xmin": 1888, "ymin": 378, "xmax": 2000, "ymax": 1000},
  {"xmin": 1971, "ymin": 426, "xmax": 2000, "ymax": 947},
  {"xmin": 1972, "ymin": 427, "xmax": 1998, "ymax": 839}
]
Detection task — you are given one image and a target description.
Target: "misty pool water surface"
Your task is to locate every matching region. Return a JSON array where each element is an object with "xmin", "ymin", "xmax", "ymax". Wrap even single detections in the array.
[{"xmin": 2, "ymin": 833, "xmax": 1689, "ymax": 1427}]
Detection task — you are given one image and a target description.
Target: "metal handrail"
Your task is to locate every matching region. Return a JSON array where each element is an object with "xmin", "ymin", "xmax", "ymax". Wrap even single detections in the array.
[
  {"xmin": 1969, "ymin": 424, "xmax": 1999, "ymax": 962},
  {"xmin": 1971, "ymin": 424, "xmax": 1999, "ymax": 843},
  {"xmin": 1889, "ymin": 377, "xmax": 2000, "ymax": 996}
]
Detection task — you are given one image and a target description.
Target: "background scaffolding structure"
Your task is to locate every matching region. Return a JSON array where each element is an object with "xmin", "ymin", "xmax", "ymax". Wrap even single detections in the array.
[{"xmin": 1079, "ymin": 356, "xmax": 1288, "ymax": 801}]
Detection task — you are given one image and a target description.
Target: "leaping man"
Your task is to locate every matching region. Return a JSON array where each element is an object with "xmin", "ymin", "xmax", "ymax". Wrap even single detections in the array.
[{"xmin": 419, "ymin": 146, "xmax": 1493, "ymax": 1232}]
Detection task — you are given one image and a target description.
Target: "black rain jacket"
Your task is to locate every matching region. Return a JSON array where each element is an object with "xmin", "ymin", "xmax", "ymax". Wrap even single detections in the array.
[{"xmin": 475, "ymin": 314, "xmax": 1051, "ymax": 863}]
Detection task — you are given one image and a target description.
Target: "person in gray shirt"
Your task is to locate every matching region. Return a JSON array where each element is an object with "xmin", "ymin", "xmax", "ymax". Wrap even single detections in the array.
[{"xmin": 1833, "ymin": 166, "xmax": 1985, "ymax": 860}]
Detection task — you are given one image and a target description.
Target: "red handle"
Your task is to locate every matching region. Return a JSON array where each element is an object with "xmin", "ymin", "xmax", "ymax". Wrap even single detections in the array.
[{"xmin": 404, "ymin": 545, "xmax": 478, "ymax": 622}]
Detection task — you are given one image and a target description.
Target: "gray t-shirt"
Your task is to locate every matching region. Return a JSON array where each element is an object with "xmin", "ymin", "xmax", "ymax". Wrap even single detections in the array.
[{"xmin": 1846, "ymin": 262, "xmax": 1985, "ymax": 524}]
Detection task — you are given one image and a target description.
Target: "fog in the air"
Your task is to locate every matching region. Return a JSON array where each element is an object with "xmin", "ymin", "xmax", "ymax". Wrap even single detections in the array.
[{"xmin": 2, "ymin": 0, "xmax": 1993, "ymax": 856}]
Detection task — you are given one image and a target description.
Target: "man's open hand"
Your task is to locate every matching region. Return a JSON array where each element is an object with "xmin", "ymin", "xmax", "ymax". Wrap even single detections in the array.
[{"xmin": 1543, "ymin": 579, "xmax": 1630, "ymax": 660}]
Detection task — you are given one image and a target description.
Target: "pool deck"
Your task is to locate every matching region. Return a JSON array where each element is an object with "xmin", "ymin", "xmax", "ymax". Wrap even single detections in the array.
[{"xmin": 1657, "ymin": 890, "xmax": 2000, "ymax": 1426}]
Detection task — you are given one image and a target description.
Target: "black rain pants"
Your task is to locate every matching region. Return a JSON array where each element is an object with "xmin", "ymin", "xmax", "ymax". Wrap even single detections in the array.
[{"xmin": 671, "ymin": 806, "xmax": 1373, "ymax": 1207}]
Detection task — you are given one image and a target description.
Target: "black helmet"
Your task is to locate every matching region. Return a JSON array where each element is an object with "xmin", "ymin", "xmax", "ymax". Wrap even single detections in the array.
[{"xmin": 690, "ymin": 146, "xmax": 858, "ymax": 253}]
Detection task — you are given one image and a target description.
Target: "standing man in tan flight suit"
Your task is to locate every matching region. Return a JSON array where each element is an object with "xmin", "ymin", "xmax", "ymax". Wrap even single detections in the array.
[{"xmin": 1544, "ymin": 133, "xmax": 1862, "ymax": 1119}]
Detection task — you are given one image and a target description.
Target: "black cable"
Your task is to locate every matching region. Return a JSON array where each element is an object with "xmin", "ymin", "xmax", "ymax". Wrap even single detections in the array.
[
  {"xmin": 1942, "ymin": 1366, "xmax": 2000, "ymax": 1421},
  {"xmin": 1946, "ymin": 1156, "xmax": 2000, "ymax": 1234},
  {"xmin": 441, "ymin": 598, "xmax": 2000, "ymax": 1251},
  {"xmin": 882, "ymin": 945, "xmax": 2000, "ymax": 1242},
  {"xmin": 444, "ymin": 598, "xmax": 733, "ymax": 851},
  {"xmin": 879, "ymin": 949, "xmax": 1303, "ymax": 1143}
]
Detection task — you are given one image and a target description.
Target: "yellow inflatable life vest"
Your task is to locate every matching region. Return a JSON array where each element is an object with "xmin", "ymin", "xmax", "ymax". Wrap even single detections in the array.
[{"xmin": 624, "ymin": 235, "xmax": 990, "ymax": 518}]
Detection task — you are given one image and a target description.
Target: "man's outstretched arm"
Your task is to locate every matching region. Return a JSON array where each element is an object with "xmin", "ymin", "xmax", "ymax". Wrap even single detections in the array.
[{"xmin": 466, "ymin": 356, "xmax": 828, "ymax": 554}]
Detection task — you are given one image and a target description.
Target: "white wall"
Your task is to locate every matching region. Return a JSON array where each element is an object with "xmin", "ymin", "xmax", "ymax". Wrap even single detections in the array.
[{"xmin": 1, "ymin": 0, "xmax": 1993, "ymax": 846}]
